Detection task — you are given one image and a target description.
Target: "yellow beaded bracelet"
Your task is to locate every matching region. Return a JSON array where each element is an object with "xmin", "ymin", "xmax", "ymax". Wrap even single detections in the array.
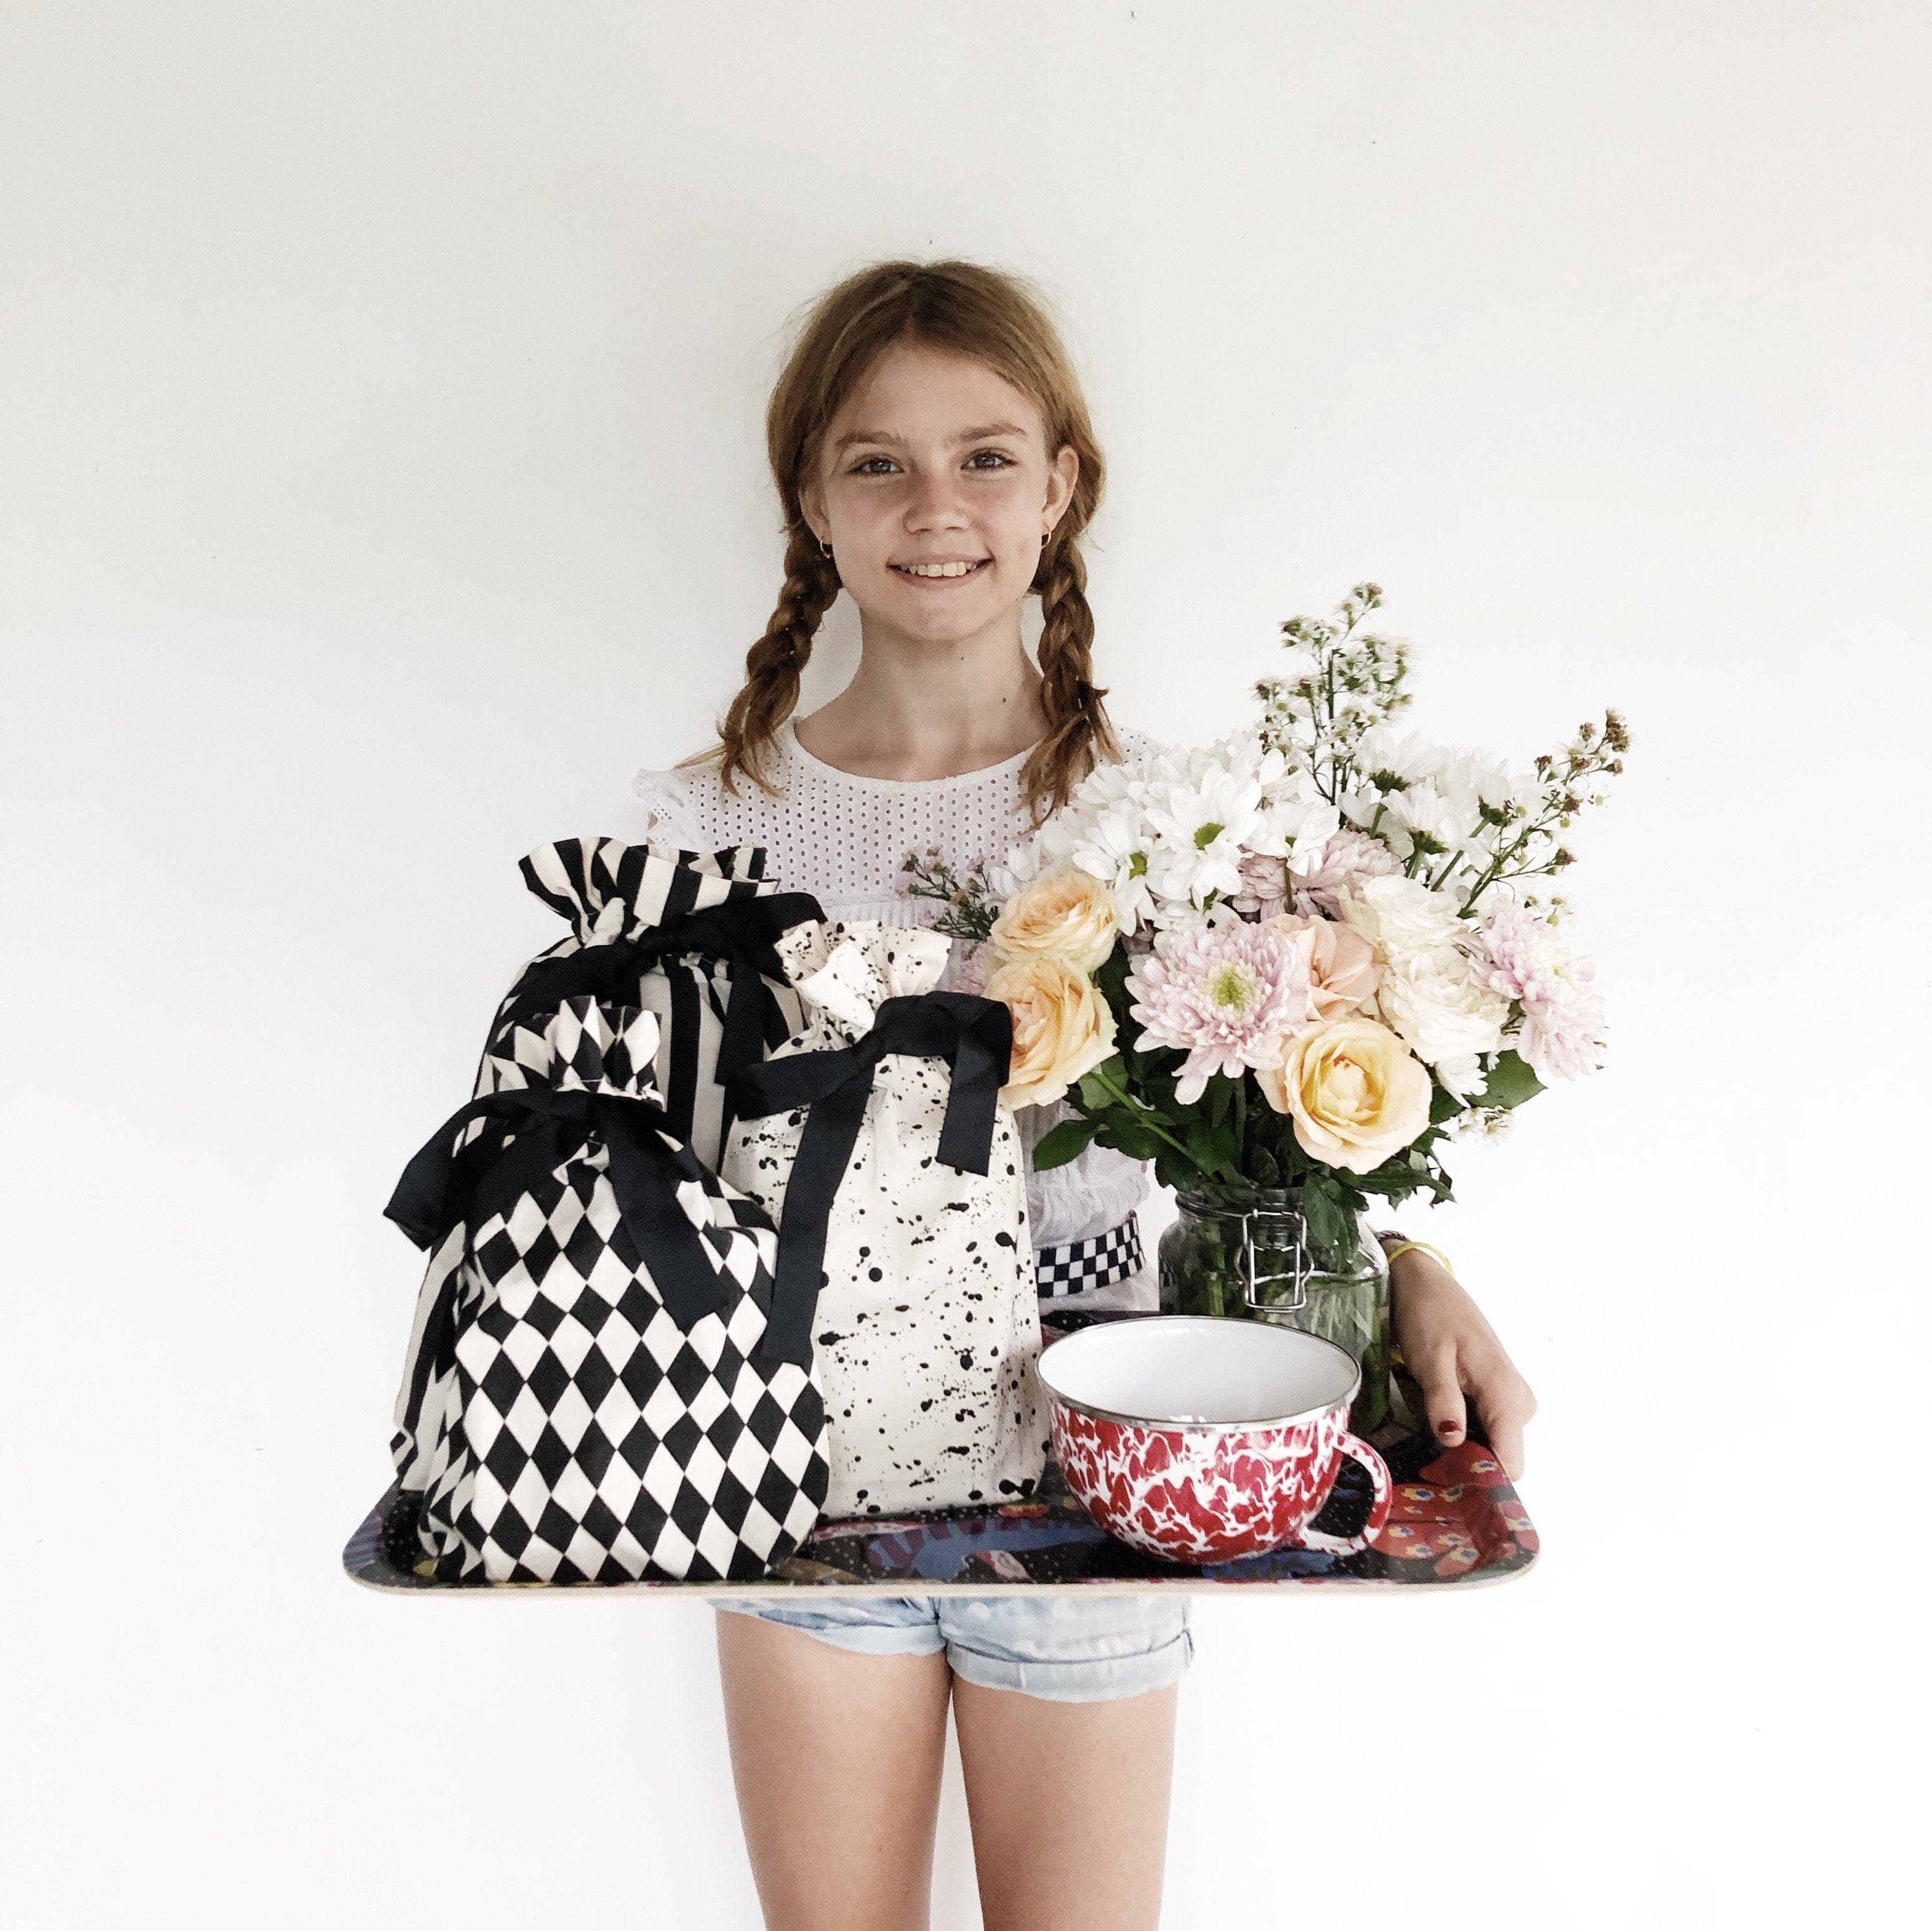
[{"xmin": 1381, "ymin": 1238, "xmax": 1454, "ymax": 1277}]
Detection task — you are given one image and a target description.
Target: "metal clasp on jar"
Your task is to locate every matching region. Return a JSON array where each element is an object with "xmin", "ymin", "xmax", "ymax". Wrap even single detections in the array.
[{"xmin": 1239, "ymin": 1205, "xmax": 1309, "ymax": 1314}]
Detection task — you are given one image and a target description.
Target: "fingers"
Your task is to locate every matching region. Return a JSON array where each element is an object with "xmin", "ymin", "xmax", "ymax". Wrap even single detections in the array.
[
  {"xmin": 1473, "ymin": 1371, "xmax": 1537, "ymax": 1481},
  {"xmin": 1388, "ymin": 1261, "xmax": 1537, "ymax": 1472},
  {"xmin": 1483, "ymin": 1405, "xmax": 1528, "ymax": 1481},
  {"xmin": 1411, "ymin": 1344, "xmax": 1468, "ymax": 1449}
]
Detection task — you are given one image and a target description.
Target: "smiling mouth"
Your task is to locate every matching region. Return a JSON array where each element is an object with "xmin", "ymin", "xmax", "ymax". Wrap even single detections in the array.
[{"xmin": 891, "ymin": 558, "xmax": 992, "ymax": 581}]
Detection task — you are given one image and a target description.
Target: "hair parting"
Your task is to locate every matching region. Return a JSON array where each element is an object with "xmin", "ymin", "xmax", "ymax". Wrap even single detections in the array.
[{"xmin": 700, "ymin": 258, "xmax": 1119, "ymax": 818}]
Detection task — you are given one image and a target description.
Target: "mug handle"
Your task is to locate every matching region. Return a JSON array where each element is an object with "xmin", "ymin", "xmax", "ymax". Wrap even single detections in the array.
[{"xmin": 1293, "ymin": 1429, "xmax": 1392, "ymax": 1555}]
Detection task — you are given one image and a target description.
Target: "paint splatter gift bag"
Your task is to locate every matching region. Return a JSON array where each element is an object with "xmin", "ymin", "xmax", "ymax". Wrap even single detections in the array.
[{"xmin": 723, "ymin": 921, "xmax": 1050, "ymax": 1519}]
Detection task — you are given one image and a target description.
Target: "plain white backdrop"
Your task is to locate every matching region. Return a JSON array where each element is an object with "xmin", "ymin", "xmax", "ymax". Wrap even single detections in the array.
[{"xmin": 4, "ymin": 4, "xmax": 1928, "ymax": 1926}]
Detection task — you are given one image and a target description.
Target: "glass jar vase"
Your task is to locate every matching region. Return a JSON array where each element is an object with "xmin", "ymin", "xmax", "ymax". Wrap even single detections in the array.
[{"xmin": 1157, "ymin": 1187, "xmax": 1393, "ymax": 1435}]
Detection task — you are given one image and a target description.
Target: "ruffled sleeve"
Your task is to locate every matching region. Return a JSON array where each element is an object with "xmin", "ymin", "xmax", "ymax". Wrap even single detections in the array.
[
  {"xmin": 1016, "ymin": 1099, "xmax": 1151, "ymax": 1249},
  {"xmin": 1112, "ymin": 725, "xmax": 1170, "ymax": 765},
  {"xmin": 630, "ymin": 767, "xmax": 705, "ymax": 850},
  {"xmin": 1021, "ymin": 1107, "xmax": 1156, "ymax": 1312}
]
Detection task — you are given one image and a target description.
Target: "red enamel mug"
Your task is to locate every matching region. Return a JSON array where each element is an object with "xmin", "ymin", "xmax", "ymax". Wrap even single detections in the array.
[{"xmin": 1038, "ymin": 1317, "xmax": 1393, "ymax": 1564}]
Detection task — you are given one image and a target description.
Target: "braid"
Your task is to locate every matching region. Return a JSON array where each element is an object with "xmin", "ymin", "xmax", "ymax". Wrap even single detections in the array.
[
  {"xmin": 1021, "ymin": 528, "xmax": 1119, "ymax": 824},
  {"xmin": 709, "ymin": 258, "xmax": 1116, "ymax": 810},
  {"xmin": 711, "ymin": 524, "xmax": 843, "ymax": 796}
]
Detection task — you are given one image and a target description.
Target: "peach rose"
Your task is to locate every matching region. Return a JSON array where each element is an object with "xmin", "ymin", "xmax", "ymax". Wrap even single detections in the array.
[
  {"xmin": 1255, "ymin": 1017, "xmax": 1432, "ymax": 1174},
  {"xmin": 1262, "ymin": 912, "xmax": 1383, "ymax": 1022},
  {"xmin": 982, "ymin": 954, "xmax": 1119, "ymax": 1109},
  {"xmin": 988, "ymin": 867, "xmax": 1120, "ymax": 974}
]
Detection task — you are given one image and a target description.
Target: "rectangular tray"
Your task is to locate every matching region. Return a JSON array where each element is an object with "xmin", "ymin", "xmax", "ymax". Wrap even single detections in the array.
[{"xmin": 344, "ymin": 1314, "xmax": 1537, "ymax": 1596}]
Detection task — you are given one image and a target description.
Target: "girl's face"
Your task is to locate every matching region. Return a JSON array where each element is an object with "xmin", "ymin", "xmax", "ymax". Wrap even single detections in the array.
[{"xmin": 801, "ymin": 341, "xmax": 1079, "ymax": 649}]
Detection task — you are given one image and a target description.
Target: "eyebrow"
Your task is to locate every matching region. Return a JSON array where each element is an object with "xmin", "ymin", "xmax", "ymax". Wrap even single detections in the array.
[{"xmin": 833, "ymin": 421, "xmax": 1032, "ymax": 452}]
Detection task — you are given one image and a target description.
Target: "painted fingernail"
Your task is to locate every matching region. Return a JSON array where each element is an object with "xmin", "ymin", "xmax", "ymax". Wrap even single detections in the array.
[{"xmin": 1438, "ymin": 1421, "xmax": 1462, "ymax": 1436}]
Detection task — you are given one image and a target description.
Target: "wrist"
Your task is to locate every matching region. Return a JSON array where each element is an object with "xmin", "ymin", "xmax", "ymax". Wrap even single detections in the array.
[
  {"xmin": 1374, "ymin": 1233, "xmax": 1418, "ymax": 1373},
  {"xmin": 1375, "ymin": 1231, "xmax": 1454, "ymax": 1279}
]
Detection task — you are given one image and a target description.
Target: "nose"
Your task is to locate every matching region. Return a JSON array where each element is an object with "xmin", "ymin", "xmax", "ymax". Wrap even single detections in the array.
[{"xmin": 903, "ymin": 465, "xmax": 972, "ymax": 533}]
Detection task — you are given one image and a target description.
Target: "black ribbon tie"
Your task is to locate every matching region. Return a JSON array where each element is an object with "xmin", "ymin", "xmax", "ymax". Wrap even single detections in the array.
[
  {"xmin": 725, "ymin": 991, "xmax": 1013, "ymax": 1368},
  {"xmin": 385, "ymin": 1084, "xmax": 740, "ymax": 1401},
  {"xmin": 495, "ymin": 894, "xmax": 825, "ymax": 1112}
]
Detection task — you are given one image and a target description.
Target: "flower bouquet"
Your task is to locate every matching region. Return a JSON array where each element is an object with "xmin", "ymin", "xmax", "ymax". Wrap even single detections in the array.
[{"xmin": 906, "ymin": 584, "xmax": 1628, "ymax": 1428}]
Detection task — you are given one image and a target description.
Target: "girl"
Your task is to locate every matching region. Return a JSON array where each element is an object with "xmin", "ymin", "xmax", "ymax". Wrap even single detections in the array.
[{"xmin": 632, "ymin": 260, "xmax": 1536, "ymax": 1931}]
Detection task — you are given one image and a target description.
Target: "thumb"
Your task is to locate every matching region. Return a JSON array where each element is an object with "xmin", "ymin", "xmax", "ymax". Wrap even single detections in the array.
[{"xmin": 1413, "ymin": 1345, "xmax": 1468, "ymax": 1447}]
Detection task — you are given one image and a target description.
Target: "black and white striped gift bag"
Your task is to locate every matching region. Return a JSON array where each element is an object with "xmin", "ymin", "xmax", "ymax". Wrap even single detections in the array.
[{"xmin": 489, "ymin": 838, "xmax": 823, "ymax": 1169}]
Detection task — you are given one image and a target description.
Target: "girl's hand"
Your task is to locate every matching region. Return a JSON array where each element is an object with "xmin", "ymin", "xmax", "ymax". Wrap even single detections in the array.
[{"xmin": 1385, "ymin": 1247, "xmax": 1537, "ymax": 1479}]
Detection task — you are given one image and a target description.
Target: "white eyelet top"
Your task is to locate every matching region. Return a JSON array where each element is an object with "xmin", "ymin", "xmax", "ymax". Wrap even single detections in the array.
[{"xmin": 632, "ymin": 720, "xmax": 1158, "ymax": 1299}]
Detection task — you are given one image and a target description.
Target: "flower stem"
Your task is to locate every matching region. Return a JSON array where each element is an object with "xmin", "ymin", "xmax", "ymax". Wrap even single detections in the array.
[{"xmin": 1088, "ymin": 1063, "xmax": 1197, "ymax": 1166}]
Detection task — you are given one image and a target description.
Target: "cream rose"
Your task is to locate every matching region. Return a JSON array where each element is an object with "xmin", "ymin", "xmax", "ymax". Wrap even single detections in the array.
[
  {"xmin": 988, "ymin": 866, "xmax": 1121, "ymax": 974},
  {"xmin": 982, "ymin": 954, "xmax": 1118, "ymax": 1110},
  {"xmin": 1262, "ymin": 912, "xmax": 1383, "ymax": 1022},
  {"xmin": 1255, "ymin": 1017, "xmax": 1432, "ymax": 1174}
]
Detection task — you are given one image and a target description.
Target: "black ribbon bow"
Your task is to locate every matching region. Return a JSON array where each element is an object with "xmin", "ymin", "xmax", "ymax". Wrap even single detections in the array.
[
  {"xmin": 726, "ymin": 991, "xmax": 1013, "ymax": 1367},
  {"xmin": 384, "ymin": 1082, "xmax": 757, "ymax": 1467},
  {"xmin": 386, "ymin": 1082, "xmax": 737, "ymax": 1321},
  {"xmin": 494, "ymin": 893, "xmax": 825, "ymax": 1121}
]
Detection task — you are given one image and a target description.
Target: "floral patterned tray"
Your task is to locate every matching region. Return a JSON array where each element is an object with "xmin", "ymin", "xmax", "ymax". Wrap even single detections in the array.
[{"xmin": 344, "ymin": 1314, "xmax": 1537, "ymax": 1594}]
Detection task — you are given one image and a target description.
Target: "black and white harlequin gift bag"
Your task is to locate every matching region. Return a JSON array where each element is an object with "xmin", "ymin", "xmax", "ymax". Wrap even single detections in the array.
[
  {"xmin": 497, "ymin": 836, "xmax": 824, "ymax": 1169},
  {"xmin": 724, "ymin": 921, "xmax": 1050, "ymax": 1520},
  {"xmin": 384, "ymin": 996, "xmax": 829, "ymax": 1583}
]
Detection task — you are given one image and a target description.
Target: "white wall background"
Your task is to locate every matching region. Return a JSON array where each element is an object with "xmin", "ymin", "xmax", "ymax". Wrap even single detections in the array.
[{"xmin": 4, "ymin": 4, "xmax": 1927, "ymax": 1925}]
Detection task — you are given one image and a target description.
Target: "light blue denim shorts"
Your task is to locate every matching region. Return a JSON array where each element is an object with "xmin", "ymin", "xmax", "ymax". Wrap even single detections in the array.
[{"xmin": 713, "ymin": 1592, "xmax": 1193, "ymax": 1703}]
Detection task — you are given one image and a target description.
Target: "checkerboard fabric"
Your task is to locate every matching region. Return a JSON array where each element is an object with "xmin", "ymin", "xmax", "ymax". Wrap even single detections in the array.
[
  {"xmin": 1034, "ymin": 1215, "xmax": 1145, "ymax": 1300},
  {"xmin": 388, "ymin": 998, "xmax": 829, "ymax": 1585}
]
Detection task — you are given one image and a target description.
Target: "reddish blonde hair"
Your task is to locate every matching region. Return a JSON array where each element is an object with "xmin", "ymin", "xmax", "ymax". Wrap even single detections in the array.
[{"xmin": 704, "ymin": 258, "xmax": 1118, "ymax": 821}]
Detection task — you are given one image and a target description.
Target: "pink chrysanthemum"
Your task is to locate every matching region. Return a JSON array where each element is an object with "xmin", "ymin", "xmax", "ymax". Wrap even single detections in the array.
[
  {"xmin": 1289, "ymin": 828, "xmax": 1400, "ymax": 917},
  {"xmin": 1126, "ymin": 920, "xmax": 1313, "ymax": 1104},
  {"xmin": 1476, "ymin": 906, "xmax": 1608, "ymax": 1082}
]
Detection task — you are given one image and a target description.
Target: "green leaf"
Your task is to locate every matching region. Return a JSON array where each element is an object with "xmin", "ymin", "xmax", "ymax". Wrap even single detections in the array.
[
  {"xmin": 1185, "ymin": 1119, "xmax": 1242, "ymax": 1181},
  {"xmin": 1153, "ymin": 1147, "xmax": 1209, "ymax": 1192},
  {"xmin": 1101, "ymin": 1121, "xmax": 1167, "ymax": 1164},
  {"xmin": 1095, "ymin": 940, "xmax": 1133, "ymax": 1010},
  {"xmin": 1136, "ymin": 1050, "xmax": 1184, "ymax": 1111},
  {"xmin": 1031, "ymin": 1116, "xmax": 1101, "ymax": 1170},
  {"xmin": 1479, "ymin": 1050, "xmax": 1545, "ymax": 1110},
  {"xmin": 1077, "ymin": 1057, "xmax": 1126, "ymax": 1113},
  {"xmin": 1297, "ymin": 1169, "xmax": 1360, "ymax": 1254}
]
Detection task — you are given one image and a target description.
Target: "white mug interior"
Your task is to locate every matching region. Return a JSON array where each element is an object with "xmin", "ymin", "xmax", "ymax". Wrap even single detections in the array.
[{"xmin": 1039, "ymin": 1316, "xmax": 1358, "ymax": 1429}]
